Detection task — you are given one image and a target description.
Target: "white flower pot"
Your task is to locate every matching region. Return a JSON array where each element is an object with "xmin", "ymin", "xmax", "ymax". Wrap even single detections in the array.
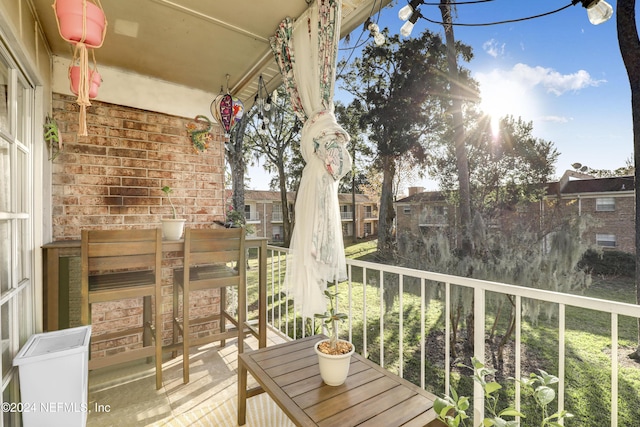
[
  {"xmin": 314, "ymin": 339, "xmax": 355, "ymax": 386},
  {"xmin": 161, "ymin": 219, "xmax": 185, "ymax": 240}
]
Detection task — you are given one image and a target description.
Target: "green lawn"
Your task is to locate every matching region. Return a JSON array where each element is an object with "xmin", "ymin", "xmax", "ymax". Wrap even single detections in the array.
[{"xmin": 247, "ymin": 240, "xmax": 640, "ymax": 426}]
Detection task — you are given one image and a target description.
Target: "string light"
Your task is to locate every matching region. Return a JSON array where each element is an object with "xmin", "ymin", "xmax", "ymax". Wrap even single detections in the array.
[
  {"xmin": 398, "ymin": 0, "xmax": 614, "ymax": 37},
  {"xmin": 364, "ymin": 18, "xmax": 386, "ymax": 46},
  {"xmin": 254, "ymin": 75, "xmax": 272, "ymax": 134}
]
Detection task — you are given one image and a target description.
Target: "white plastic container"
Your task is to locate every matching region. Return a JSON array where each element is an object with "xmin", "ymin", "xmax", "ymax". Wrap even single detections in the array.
[{"xmin": 13, "ymin": 325, "xmax": 91, "ymax": 427}]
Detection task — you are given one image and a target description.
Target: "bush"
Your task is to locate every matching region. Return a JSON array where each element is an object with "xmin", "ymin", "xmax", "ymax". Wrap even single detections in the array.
[{"xmin": 579, "ymin": 249, "xmax": 635, "ymax": 277}]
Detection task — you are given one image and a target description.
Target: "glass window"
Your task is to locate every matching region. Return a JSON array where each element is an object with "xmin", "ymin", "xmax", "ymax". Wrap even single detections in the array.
[
  {"xmin": 596, "ymin": 197, "xmax": 615, "ymax": 212},
  {"xmin": 17, "ymin": 147, "xmax": 26, "ymax": 213},
  {"xmin": 19, "ymin": 287, "xmax": 31, "ymax": 347},
  {"xmin": 0, "ymin": 221, "xmax": 9, "ymax": 294},
  {"xmin": 16, "ymin": 79, "xmax": 26, "ymax": 143},
  {"xmin": 364, "ymin": 223, "xmax": 372, "ymax": 235},
  {"xmin": 18, "ymin": 219, "xmax": 28, "ymax": 284},
  {"xmin": 403, "ymin": 206, "xmax": 411, "ymax": 214},
  {"xmin": 596, "ymin": 233, "xmax": 616, "ymax": 247},
  {"xmin": 1, "ymin": 301, "xmax": 10, "ymax": 377},
  {"xmin": 0, "ymin": 63, "xmax": 7, "ymax": 131},
  {"xmin": 0, "ymin": 139, "xmax": 9, "ymax": 212}
]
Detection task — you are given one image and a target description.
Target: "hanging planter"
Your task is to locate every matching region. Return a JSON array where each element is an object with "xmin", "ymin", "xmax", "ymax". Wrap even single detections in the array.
[
  {"xmin": 53, "ymin": 0, "xmax": 107, "ymax": 48},
  {"xmin": 69, "ymin": 65, "xmax": 101, "ymax": 99},
  {"xmin": 69, "ymin": 46, "xmax": 101, "ymax": 136}
]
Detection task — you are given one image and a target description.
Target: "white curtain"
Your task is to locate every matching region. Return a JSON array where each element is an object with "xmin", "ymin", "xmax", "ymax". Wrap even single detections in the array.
[{"xmin": 270, "ymin": 0, "xmax": 352, "ymax": 319}]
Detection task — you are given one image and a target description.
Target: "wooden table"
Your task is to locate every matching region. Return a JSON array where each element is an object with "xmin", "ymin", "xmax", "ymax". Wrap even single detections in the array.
[
  {"xmin": 41, "ymin": 236, "xmax": 268, "ymax": 349},
  {"xmin": 238, "ymin": 335, "xmax": 445, "ymax": 427}
]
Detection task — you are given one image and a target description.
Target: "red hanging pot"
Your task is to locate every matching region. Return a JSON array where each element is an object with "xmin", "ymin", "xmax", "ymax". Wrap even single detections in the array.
[
  {"xmin": 69, "ymin": 65, "xmax": 101, "ymax": 99},
  {"xmin": 53, "ymin": 0, "xmax": 107, "ymax": 48}
]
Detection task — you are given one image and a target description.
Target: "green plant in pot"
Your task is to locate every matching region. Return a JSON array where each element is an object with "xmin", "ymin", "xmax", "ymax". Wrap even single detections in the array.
[
  {"xmin": 160, "ymin": 185, "xmax": 186, "ymax": 240},
  {"xmin": 313, "ymin": 289, "xmax": 354, "ymax": 386}
]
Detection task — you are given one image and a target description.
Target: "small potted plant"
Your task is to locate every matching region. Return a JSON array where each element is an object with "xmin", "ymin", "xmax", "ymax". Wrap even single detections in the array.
[
  {"xmin": 160, "ymin": 185, "xmax": 186, "ymax": 240},
  {"xmin": 314, "ymin": 290, "xmax": 355, "ymax": 386}
]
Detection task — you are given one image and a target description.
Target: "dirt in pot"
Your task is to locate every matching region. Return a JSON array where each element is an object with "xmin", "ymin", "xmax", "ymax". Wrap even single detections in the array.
[{"xmin": 318, "ymin": 341, "xmax": 352, "ymax": 355}]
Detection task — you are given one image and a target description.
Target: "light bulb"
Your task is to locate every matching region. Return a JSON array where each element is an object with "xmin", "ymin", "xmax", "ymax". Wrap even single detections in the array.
[
  {"xmin": 586, "ymin": 0, "xmax": 613, "ymax": 25},
  {"xmin": 398, "ymin": 5, "xmax": 413, "ymax": 21},
  {"xmin": 400, "ymin": 20, "xmax": 415, "ymax": 37},
  {"xmin": 374, "ymin": 33, "xmax": 385, "ymax": 46}
]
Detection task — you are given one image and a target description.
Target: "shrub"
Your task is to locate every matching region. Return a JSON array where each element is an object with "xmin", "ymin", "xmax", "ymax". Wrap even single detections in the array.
[{"xmin": 579, "ymin": 249, "xmax": 635, "ymax": 277}]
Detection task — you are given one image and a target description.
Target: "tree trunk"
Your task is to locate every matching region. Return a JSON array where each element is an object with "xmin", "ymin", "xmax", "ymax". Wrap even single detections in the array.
[
  {"xmin": 440, "ymin": 0, "xmax": 473, "ymax": 257},
  {"xmin": 228, "ymin": 118, "xmax": 248, "ymax": 215},
  {"xmin": 377, "ymin": 155, "xmax": 396, "ymax": 257},
  {"xmin": 278, "ymin": 167, "xmax": 292, "ymax": 247},
  {"xmin": 616, "ymin": 0, "xmax": 640, "ymax": 360}
]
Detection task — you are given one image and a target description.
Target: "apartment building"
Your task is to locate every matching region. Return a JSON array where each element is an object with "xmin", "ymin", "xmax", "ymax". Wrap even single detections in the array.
[
  {"xmin": 394, "ymin": 172, "xmax": 635, "ymax": 253},
  {"xmin": 228, "ymin": 190, "xmax": 379, "ymax": 242}
]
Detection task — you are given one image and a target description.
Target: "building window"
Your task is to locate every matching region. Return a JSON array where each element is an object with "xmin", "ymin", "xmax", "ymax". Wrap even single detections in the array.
[
  {"xmin": 403, "ymin": 206, "xmax": 411, "ymax": 214},
  {"xmin": 364, "ymin": 223, "xmax": 372, "ymax": 236},
  {"xmin": 596, "ymin": 197, "xmax": 615, "ymax": 212},
  {"xmin": 340, "ymin": 205, "xmax": 353, "ymax": 220},
  {"xmin": 596, "ymin": 234, "xmax": 616, "ymax": 247},
  {"xmin": 272, "ymin": 203, "xmax": 283, "ymax": 222}
]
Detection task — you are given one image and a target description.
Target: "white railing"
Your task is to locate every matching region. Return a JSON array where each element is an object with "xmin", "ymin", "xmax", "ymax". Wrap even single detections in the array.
[
  {"xmin": 340, "ymin": 211, "xmax": 353, "ymax": 220},
  {"xmin": 261, "ymin": 245, "xmax": 640, "ymax": 426}
]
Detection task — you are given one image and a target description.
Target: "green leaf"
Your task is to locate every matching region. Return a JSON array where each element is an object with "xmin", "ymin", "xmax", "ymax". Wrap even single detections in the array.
[
  {"xmin": 434, "ymin": 397, "xmax": 450, "ymax": 415},
  {"xmin": 535, "ymin": 386, "xmax": 555, "ymax": 406},
  {"xmin": 498, "ymin": 408, "xmax": 525, "ymax": 418},
  {"xmin": 485, "ymin": 382, "xmax": 502, "ymax": 394},
  {"xmin": 457, "ymin": 396, "xmax": 470, "ymax": 411}
]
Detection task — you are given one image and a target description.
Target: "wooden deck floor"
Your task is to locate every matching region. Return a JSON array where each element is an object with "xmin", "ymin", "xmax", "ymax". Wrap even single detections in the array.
[{"xmin": 87, "ymin": 330, "xmax": 292, "ymax": 427}]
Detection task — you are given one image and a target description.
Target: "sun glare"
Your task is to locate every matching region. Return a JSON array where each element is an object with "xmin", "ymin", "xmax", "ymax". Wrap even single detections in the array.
[{"xmin": 478, "ymin": 76, "xmax": 534, "ymax": 139}]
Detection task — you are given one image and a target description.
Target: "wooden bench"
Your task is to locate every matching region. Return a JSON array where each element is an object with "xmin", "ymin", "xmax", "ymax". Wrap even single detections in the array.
[{"xmin": 238, "ymin": 335, "xmax": 446, "ymax": 426}]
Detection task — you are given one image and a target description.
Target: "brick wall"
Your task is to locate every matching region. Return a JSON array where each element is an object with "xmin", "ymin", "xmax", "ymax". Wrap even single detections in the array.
[
  {"xmin": 51, "ymin": 93, "xmax": 226, "ymax": 239},
  {"xmin": 51, "ymin": 93, "xmax": 227, "ymax": 357}
]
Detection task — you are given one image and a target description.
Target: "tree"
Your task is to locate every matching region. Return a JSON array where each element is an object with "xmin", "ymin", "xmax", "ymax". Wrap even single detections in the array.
[
  {"xmin": 440, "ymin": 0, "xmax": 475, "ymax": 257},
  {"xmin": 570, "ymin": 160, "xmax": 634, "ymax": 177},
  {"xmin": 616, "ymin": 0, "xmax": 640, "ymax": 360},
  {"xmin": 432, "ymin": 115, "xmax": 559, "ymax": 221},
  {"xmin": 335, "ymin": 101, "xmax": 374, "ymax": 241},
  {"xmin": 226, "ymin": 111, "xmax": 252, "ymax": 215},
  {"xmin": 339, "ymin": 29, "xmax": 473, "ymax": 257},
  {"xmin": 244, "ymin": 86, "xmax": 301, "ymax": 246}
]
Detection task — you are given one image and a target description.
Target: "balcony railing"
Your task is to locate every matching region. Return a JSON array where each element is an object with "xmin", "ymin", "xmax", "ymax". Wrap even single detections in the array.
[
  {"xmin": 245, "ymin": 212, "xmax": 260, "ymax": 222},
  {"xmin": 340, "ymin": 211, "xmax": 353, "ymax": 220},
  {"xmin": 260, "ymin": 245, "xmax": 640, "ymax": 426}
]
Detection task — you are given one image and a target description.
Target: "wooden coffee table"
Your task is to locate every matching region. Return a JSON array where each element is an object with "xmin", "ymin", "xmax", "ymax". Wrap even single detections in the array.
[{"xmin": 238, "ymin": 335, "xmax": 445, "ymax": 426}]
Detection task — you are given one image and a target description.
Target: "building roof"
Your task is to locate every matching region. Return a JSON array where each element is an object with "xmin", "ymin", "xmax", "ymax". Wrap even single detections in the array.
[
  {"xmin": 547, "ymin": 175, "xmax": 635, "ymax": 196},
  {"xmin": 395, "ymin": 191, "xmax": 448, "ymax": 204},
  {"xmin": 394, "ymin": 174, "xmax": 635, "ymax": 204}
]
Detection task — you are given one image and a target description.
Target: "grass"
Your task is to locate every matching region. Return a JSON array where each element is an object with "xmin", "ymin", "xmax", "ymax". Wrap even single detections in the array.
[{"xmin": 245, "ymin": 240, "xmax": 640, "ymax": 426}]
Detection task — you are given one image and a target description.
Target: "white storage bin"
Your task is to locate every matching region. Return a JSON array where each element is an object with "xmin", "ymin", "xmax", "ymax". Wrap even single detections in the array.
[{"xmin": 13, "ymin": 326, "xmax": 91, "ymax": 427}]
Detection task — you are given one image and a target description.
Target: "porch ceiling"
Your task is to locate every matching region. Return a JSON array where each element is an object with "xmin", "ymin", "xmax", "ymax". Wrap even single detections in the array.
[{"xmin": 30, "ymin": 0, "xmax": 391, "ymax": 108}]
